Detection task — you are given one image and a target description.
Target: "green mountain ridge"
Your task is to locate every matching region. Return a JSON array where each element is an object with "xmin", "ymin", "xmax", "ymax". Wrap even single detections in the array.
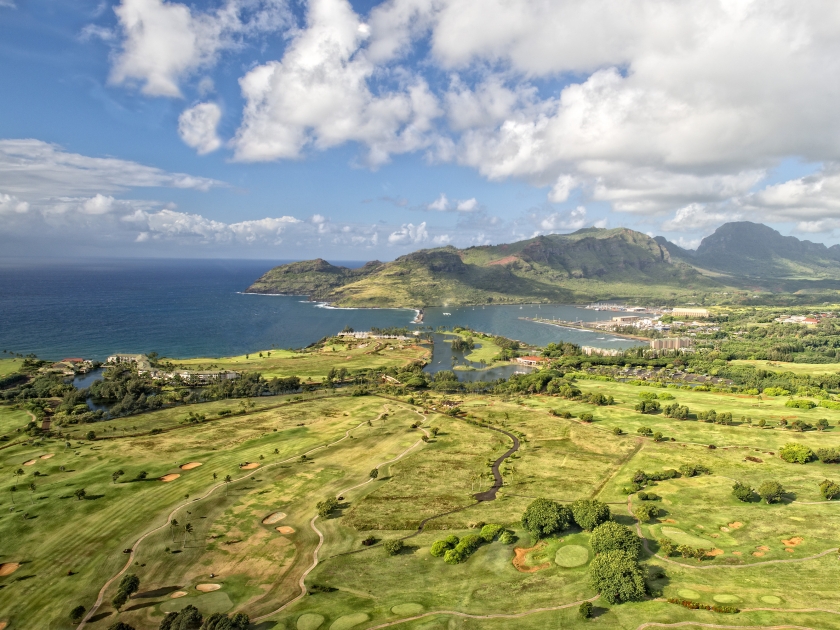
[
  {"xmin": 246, "ymin": 227, "xmax": 718, "ymax": 307},
  {"xmin": 246, "ymin": 223, "xmax": 840, "ymax": 308}
]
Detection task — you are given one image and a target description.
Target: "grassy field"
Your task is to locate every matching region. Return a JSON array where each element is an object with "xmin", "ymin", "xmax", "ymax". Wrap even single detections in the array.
[
  {"xmin": 731, "ymin": 359, "xmax": 840, "ymax": 376},
  {"xmin": 7, "ymin": 364, "xmax": 840, "ymax": 629},
  {"xmin": 169, "ymin": 340, "xmax": 430, "ymax": 381},
  {"xmin": 0, "ymin": 358, "xmax": 24, "ymax": 377}
]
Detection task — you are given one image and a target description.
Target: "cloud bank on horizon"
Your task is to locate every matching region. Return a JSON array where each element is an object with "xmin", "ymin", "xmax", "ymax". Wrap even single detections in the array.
[{"xmin": 3, "ymin": 0, "xmax": 840, "ymax": 257}]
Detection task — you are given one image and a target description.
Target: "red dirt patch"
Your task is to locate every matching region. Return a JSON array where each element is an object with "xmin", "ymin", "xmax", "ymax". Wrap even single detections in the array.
[
  {"xmin": 180, "ymin": 462, "xmax": 202, "ymax": 470},
  {"xmin": 756, "ymin": 545, "xmax": 770, "ymax": 551},
  {"xmin": 487, "ymin": 255, "xmax": 520, "ymax": 266},
  {"xmin": 159, "ymin": 473, "xmax": 180, "ymax": 482},
  {"xmin": 729, "ymin": 522, "xmax": 743, "ymax": 529},
  {"xmin": 512, "ymin": 542, "xmax": 550, "ymax": 573},
  {"xmin": 0, "ymin": 563, "xmax": 20, "ymax": 577},
  {"xmin": 744, "ymin": 456, "xmax": 763, "ymax": 463},
  {"xmin": 705, "ymin": 548, "xmax": 724, "ymax": 557},
  {"xmin": 785, "ymin": 548, "xmax": 795, "ymax": 553},
  {"xmin": 782, "ymin": 536, "xmax": 803, "ymax": 547},
  {"xmin": 732, "ymin": 551, "xmax": 742, "ymax": 556},
  {"xmin": 0, "ymin": 621, "xmax": 7, "ymax": 630}
]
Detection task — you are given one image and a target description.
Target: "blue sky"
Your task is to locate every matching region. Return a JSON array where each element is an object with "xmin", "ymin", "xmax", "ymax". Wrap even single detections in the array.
[{"xmin": 2, "ymin": 0, "xmax": 839, "ymax": 260}]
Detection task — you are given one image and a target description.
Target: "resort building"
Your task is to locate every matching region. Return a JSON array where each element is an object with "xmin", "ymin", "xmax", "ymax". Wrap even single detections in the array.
[
  {"xmin": 650, "ymin": 337, "xmax": 693, "ymax": 350},
  {"xmin": 515, "ymin": 356, "xmax": 549, "ymax": 366},
  {"xmin": 581, "ymin": 346, "xmax": 622, "ymax": 357}
]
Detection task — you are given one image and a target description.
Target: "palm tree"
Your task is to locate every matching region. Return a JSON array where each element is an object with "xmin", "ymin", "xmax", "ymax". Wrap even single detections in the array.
[
  {"xmin": 212, "ymin": 472, "xmax": 217, "ymax": 481},
  {"xmin": 28, "ymin": 482, "xmax": 36, "ymax": 504},
  {"xmin": 9, "ymin": 485, "xmax": 16, "ymax": 505},
  {"xmin": 224, "ymin": 475, "xmax": 232, "ymax": 494},
  {"xmin": 170, "ymin": 518, "xmax": 179, "ymax": 541},
  {"xmin": 184, "ymin": 522, "xmax": 193, "ymax": 547},
  {"xmin": 14, "ymin": 468, "xmax": 24, "ymax": 483}
]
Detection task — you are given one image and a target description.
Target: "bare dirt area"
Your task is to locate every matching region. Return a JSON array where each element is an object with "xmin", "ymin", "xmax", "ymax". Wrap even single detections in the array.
[
  {"xmin": 0, "ymin": 563, "xmax": 20, "ymax": 577},
  {"xmin": 513, "ymin": 542, "xmax": 550, "ymax": 573}
]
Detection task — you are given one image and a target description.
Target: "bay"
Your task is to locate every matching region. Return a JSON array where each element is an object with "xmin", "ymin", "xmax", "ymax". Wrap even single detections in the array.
[{"xmin": 0, "ymin": 258, "xmax": 643, "ymax": 361}]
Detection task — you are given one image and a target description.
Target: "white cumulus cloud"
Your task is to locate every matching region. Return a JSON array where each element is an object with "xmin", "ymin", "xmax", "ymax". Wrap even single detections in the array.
[
  {"xmin": 388, "ymin": 221, "xmax": 428, "ymax": 244},
  {"xmin": 178, "ymin": 102, "xmax": 223, "ymax": 154}
]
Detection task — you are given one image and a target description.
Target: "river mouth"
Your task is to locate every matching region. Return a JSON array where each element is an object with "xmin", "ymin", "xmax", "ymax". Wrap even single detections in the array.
[{"xmin": 423, "ymin": 333, "xmax": 533, "ymax": 382}]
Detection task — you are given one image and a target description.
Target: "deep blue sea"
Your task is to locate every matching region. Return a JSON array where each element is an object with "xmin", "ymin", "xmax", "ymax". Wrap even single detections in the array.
[{"xmin": 0, "ymin": 259, "xmax": 642, "ymax": 361}]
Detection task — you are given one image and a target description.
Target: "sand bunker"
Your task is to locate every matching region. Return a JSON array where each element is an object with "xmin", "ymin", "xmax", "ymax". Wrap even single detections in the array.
[
  {"xmin": 40, "ymin": 454, "xmax": 54, "ymax": 460},
  {"xmin": 752, "ymin": 551, "xmax": 765, "ymax": 557},
  {"xmin": 196, "ymin": 583, "xmax": 221, "ymax": 592},
  {"xmin": 22, "ymin": 459, "xmax": 36, "ymax": 466},
  {"xmin": 705, "ymin": 548, "xmax": 724, "ymax": 557},
  {"xmin": 240, "ymin": 463, "xmax": 260, "ymax": 470},
  {"xmin": 170, "ymin": 591, "xmax": 188, "ymax": 599},
  {"xmin": 719, "ymin": 526, "xmax": 730, "ymax": 533},
  {"xmin": 729, "ymin": 522, "xmax": 743, "ymax": 529},
  {"xmin": 782, "ymin": 536, "xmax": 804, "ymax": 546},
  {"xmin": 0, "ymin": 621, "xmax": 7, "ymax": 630},
  {"xmin": 262, "ymin": 512, "xmax": 287, "ymax": 525},
  {"xmin": 513, "ymin": 542, "xmax": 550, "ymax": 573},
  {"xmin": 276, "ymin": 526, "xmax": 295, "ymax": 535},
  {"xmin": 180, "ymin": 462, "xmax": 202, "ymax": 470},
  {"xmin": 0, "ymin": 563, "xmax": 20, "ymax": 577},
  {"xmin": 159, "ymin": 474, "xmax": 180, "ymax": 482},
  {"xmin": 757, "ymin": 545, "xmax": 770, "ymax": 551}
]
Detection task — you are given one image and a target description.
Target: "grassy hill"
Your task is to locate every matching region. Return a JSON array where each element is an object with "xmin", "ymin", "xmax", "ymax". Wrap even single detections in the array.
[{"xmin": 246, "ymin": 228, "xmax": 721, "ymax": 307}]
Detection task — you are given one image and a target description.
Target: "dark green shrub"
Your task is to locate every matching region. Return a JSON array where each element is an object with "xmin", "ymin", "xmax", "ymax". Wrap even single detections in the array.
[
  {"xmin": 732, "ymin": 481, "xmax": 754, "ymax": 502},
  {"xmin": 779, "ymin": 443, "xmax": 815, "ymax": 464},
  {"xmin": 383, "ymin": 539, "xmax": 404, "ymax": 556},
  {"xmin": 590, "ymin": 521, "xmax": 641, "ymax": 558},
  {"xmin": 571, "ymin": 499, "xmax": 611, "ymax": 531}
]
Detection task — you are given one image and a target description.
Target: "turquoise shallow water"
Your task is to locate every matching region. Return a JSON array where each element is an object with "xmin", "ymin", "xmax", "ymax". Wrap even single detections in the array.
[{"xmin": 0, "ymin": 258, "xmax": 642, "ymax": 361}]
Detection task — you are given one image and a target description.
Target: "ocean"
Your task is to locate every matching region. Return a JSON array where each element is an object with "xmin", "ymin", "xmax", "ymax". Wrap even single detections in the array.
[{"xmin": 0, "ymin": 258, "xmax": 642, "ymax": 361}]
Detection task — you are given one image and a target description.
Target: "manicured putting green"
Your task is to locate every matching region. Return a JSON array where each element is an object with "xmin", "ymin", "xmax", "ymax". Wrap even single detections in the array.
[
  {"xmin": 554, "ymin": 545, "xmax": 589, "ymax": 567},
  {"xmin": 391, "ymin": 603, "xmax": 424, "ymax": 615},
  {"xmin": 761, "ymin": 595, "xmax": 782, "ymax": 604},
  {"xmin": 159, "ymin": 591, "xmax": 233, "ymax": 614},
  {"xmin": 660, "ymin": 527, "xmax": 710, "ymax": 548},
  {"xmin": 329, "ymin": 613, "xmax": 369, "ymax": 630},
  {"xmin": 297, "ymin": 613, "xmax": 325, "ymax": 630},
  {"xmin": 677, "ymin": 589, "xmax": 701, "ymax": 599},
  {"xmin": 713, "ymin": 594, "xmax": 741, "ymax": 603}
]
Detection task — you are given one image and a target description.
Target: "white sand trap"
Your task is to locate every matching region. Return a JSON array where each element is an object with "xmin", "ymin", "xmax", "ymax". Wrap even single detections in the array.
[
  {"xmin": 297, "ymin": 613, "xmax": 325, "ymax": 630},
  {"xmin": 170, "ymin": 591, "xmax": 188, "ymax": 599},
  {"xmin": 0, "ymin": 563, "xmax": 21, "ymax": 577},
  {"xmin": 196, "ymin": 583, "xmax": 221, "ymax": 592},
  {"xmin": 180, "ymin": 462, "xmax": 202, "ymax": 470},
  {"xmin": 276, "ymin": 526, "xmax": 295, "ymax": 534},
  {"xmin": 22, "ymin": 459, "xmax": 36, "ymax": 466},
  {"xmin": 40, "ymin": 454, "xmax": 54, "ymax": 460},
  {"xmin": 391, "ymin": 603, "xmax": 423, "ymax": 615},
  {"xmin": 159, "ymin": 474, "xmax": 180, "ymax": 482},
  {"xmin": 262, "ymin": 512, "xmax": 287, "ymax": 525},
  {"xmin": 330, "ymin": 613, "xmax": 369, "ymax": 630},
  {"xmin": 240, "ymin": 463, "xmax": 260, "ymax": 470},
  {"xmin": 761, "ymin": 595, "xmax": 782, "ymax": 605}
]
